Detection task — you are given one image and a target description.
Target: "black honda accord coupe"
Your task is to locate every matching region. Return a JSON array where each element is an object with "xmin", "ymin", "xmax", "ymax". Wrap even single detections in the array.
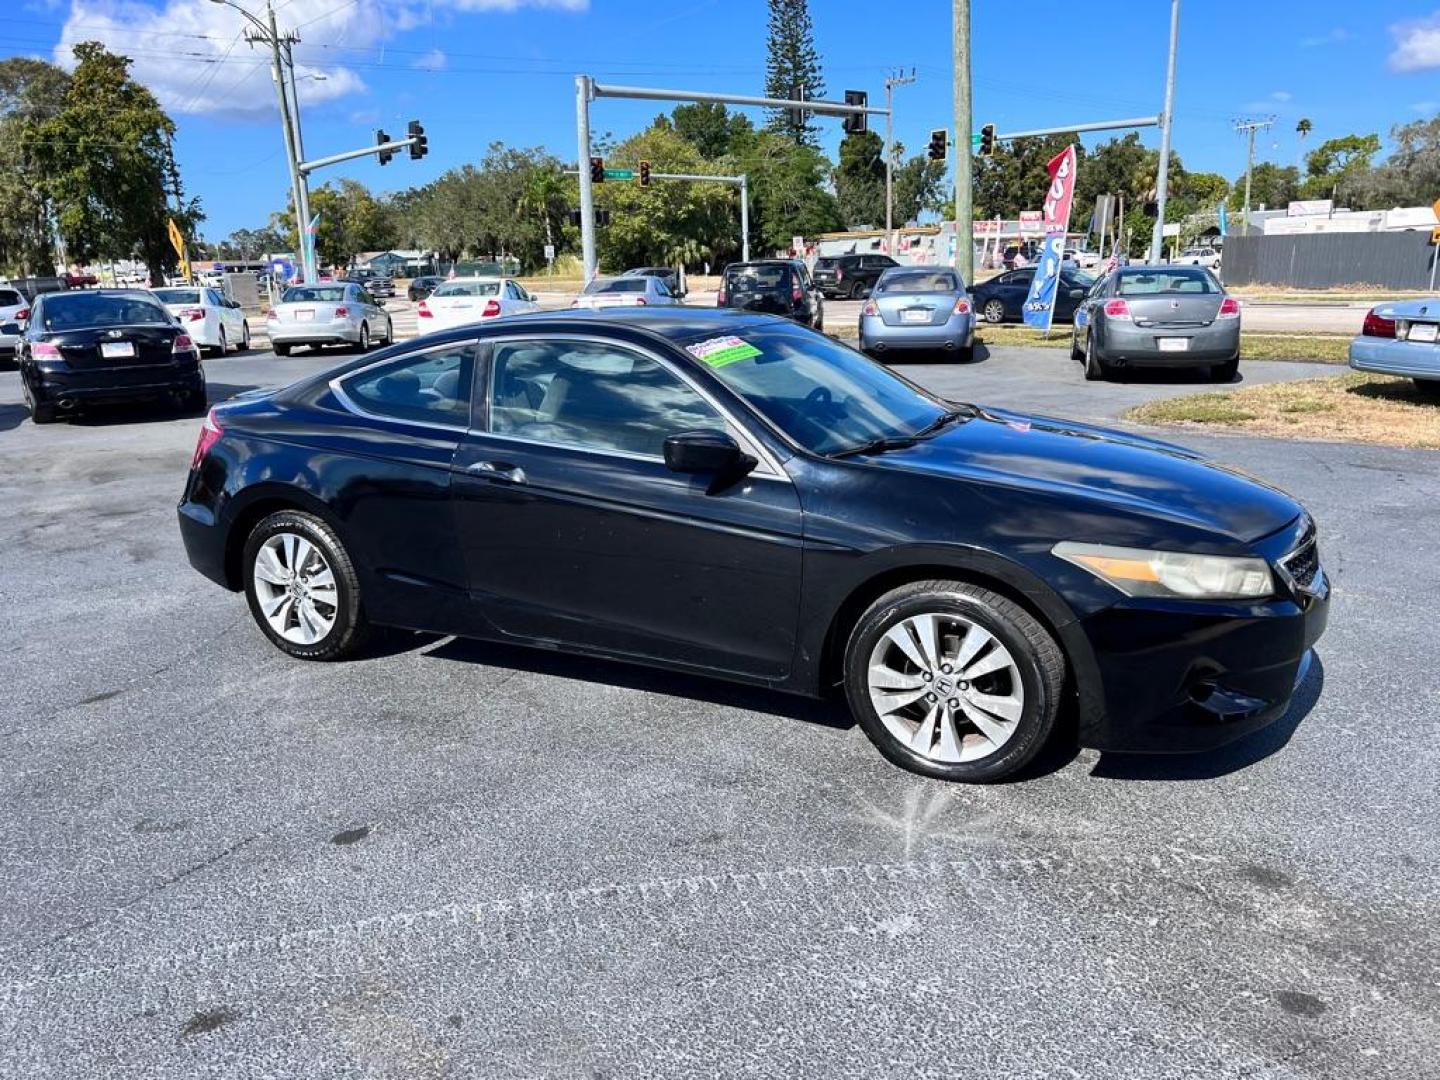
[{"xmin": 178, "ymin": 309, "xmax": 1327, "ymax": 782}]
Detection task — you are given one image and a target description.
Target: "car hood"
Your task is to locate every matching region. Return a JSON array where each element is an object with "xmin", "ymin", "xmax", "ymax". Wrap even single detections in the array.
[{"xmin": 863, "ymin": 407, "xmax": 1301, "ymax": 543}]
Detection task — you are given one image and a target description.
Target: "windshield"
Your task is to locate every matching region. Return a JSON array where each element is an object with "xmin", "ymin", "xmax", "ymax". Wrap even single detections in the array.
[
  {"xmin": 724, "ymin": 265, "xmax": 789, "ymax": 292},
  {"xmin": 684, "ymin": 324, "xmax": 947, "ymax": 456},
  {"xmin": 433, "ymin": 281, "xmax": 500, "ymax": 298},
  {"xmin": 153, "ymin": 289, "xmax": 201, "ymax": 305},
  {"xmin": 876, "ymin": 270, "xmax": 961, "ymax": 294},
  {"xmin": 1116, "ymin": 268, "xmax": 1218, "ymax": 295},
  {"xmin": 586, "ymin": 279, "xmax": 647, "ymax": 294},
  {"xmin": 283, "ymin": 286, "xmax": 347, "ymax": 303},
  {"xmin": 1065, "ymin": 270, "xmax": 1097, "ymax": 289},
  {"xmin": 39, "ymin": 292, "xmax": 170, "ymax": 330}
]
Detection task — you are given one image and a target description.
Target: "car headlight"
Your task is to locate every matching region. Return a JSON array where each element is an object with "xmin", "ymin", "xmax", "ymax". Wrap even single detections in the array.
[{"xmin": 1052, "ymin": 541, "xmax": 1273, "ymax": 600}]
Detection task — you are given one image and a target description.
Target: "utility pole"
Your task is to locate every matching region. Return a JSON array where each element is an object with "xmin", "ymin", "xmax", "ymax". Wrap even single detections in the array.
[
  {"xmin": 575, "ymin": 75, "xmax": 596, "ymax": 281},
  {"xmin": 1148, "ymin": 0, "xmax": 1180, "ymax": 264},
  {"xmin": 953, "ymin": 0, "xmax": 973, "ymax": 283},
  {"xmin": 1234, "ymin": 117, "xmax": 1273, "ymax": 236},
  {"xmin": 282, "ymin": 39, "xmax": 315, "ymax": 280},
  {"xmin": 884, "ymin": 69, "xmax": 915, "ymax": 256}
]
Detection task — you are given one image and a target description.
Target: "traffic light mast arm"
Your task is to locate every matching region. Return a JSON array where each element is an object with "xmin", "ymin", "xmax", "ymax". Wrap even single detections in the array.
[{"xmin": 298, "ymin": 137, "xmax": 418, "ymax": 174}]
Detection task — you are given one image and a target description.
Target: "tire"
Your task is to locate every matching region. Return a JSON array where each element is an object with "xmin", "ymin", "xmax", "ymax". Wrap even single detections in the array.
[
  {"xmin": 843, "ymin": 579, "xmax": 1065, "ymax": 783},
  {"xmin": 356, "ymin": 322, "xmax": 370, "ymax": 353},
  {"xmin": 242, "ymin": 510, "xmax": 369, "ymax": 661},
  {"xmin": 212, "ymin": 327, "xmax": 226, "ymax": 357},
  {"xmin": 177, "ymin": 382, "xmax": 207, "ymax": 416},
  {"xmin": 1414, "ymin": 378, "xmax": 1440, "ymax": 400},
  {"xmin": 1210, "ymin": 355, "xmax": 1239, "ymax": 382},
  {"xmin": 983, "ymin": 299, "xmax": 1006, "ymax": 324},
  {"xmin": 956, "ymin": 344, "xmax": 975, "ymax": 362},
  {"xmin": 1070, "ymin": 327, "xmax": 1084, "ymax": 361},
  {"xmin": 1083, "ymin": 331, "xmax": 1108, "ymax": 381},
  {"xmin": 240, "ymin": 321, "xmax": 251, "ymax": 351},
  {"xmin": 30, "ymin": 400, "xmax": 57, "ymax": 424},
  {"xmin": 274, "ymin": 342, "xmax": 291, "ymax": 357},
  {"xmin": 385, "ymin": 318, "xmax": 393, "ymax": 344}
]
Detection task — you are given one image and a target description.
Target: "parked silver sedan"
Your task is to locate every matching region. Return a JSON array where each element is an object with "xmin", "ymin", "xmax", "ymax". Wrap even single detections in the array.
[
  {"xmin": 858, "ymin": 267, "xmax": 975, "ymax": 361},
  {"xmin": 570, "ymin": 275, "xmax": 681, "ymax": 309},
  {"xmin": 266, "ymin": 282, "xmax": 393, "ymax": 357},
  {"xmin": 1071, "ymin": 265, "xmax": 1240, "ymax": 382}
]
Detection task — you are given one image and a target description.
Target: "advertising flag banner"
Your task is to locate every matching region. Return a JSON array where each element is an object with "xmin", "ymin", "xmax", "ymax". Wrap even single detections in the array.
[{"xmin": 1022, "ymin": 145, "xmax": 1079, "ymax": 331}]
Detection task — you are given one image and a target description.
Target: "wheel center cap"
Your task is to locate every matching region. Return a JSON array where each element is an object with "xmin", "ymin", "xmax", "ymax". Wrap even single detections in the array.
[{"xmin": 934, "ymin": 677, "xmax": 955, "ymax": 697}]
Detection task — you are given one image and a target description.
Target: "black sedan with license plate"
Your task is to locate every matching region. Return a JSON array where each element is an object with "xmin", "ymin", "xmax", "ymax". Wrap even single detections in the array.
[
  {"xmin": 12, "ymin": 289, "xmax": 205, "ymax": 423},
  {"xmin": 179, "ymin": 309, "xmax": 1326, "ymax": 783}
]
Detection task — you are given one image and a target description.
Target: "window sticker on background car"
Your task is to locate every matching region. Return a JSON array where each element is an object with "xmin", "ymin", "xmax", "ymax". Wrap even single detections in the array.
[{"xmin": 686, "ymin": 336, "xmax": 763, "ymax": 368}]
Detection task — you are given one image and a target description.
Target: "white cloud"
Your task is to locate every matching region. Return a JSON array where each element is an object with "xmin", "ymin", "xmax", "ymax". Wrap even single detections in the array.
[
  {"xmin": 1390, "ymin": 12, "xmax": 1440, "ymax": 72},
  {"xmin": 1412, "ymin": 100, "xmax": 1440, "ymax": 114},
  {"xmin": 1271, "ymin": 90, "xmax": 1292, "ymax": 103},
  {"xmin": 1300, "ymin": 27, "xmax": 1351, "ymax": 48},
  {"xmin": 412, "ymin": 48, "xmax": 446, "ymax": 71},
  {"xmin": 53, "ymin": 0, "xmax": 588, "ymax": 116}
]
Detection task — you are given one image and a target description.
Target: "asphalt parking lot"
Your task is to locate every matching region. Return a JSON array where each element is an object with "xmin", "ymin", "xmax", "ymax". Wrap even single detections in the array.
[{"xmin": 2, "ymin": 342, "xmax": 1438, "ymax": 1078}]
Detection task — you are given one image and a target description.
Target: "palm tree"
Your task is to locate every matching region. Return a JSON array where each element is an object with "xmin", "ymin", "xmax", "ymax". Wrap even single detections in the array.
[
  {"xmin": 1296, "ymin": 118, "xmax": 1313, "ymax": 171},
  {"xmin": 517, "ymin": 166, "xmax": 567, "ymax": 270}
]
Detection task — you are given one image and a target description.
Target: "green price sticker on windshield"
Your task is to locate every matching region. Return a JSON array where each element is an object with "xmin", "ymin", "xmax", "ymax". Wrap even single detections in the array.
[{"xmin": 686, "ymin": 335, "xmax": 762, "ymax": 368}]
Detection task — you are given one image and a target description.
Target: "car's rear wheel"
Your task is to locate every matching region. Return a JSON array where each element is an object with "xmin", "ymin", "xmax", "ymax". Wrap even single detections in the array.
[
  {"xmin": 983, "ymin": 299, "xmax": 1006, "ymax": 324},
  {"xmin": 844, "ymin": 580, "xmax": 1064, "ymax": 782},
  {"xmin": 1211, "ymin": 355, "xmax": 1239, "ymax": 382},
  {"xmin": 274, "ymin": 343, "xmax": 291, "ymax": 357},
  {"xmin": 213, "ymin": 327, "xmax": 227, "ymax": 357},
  {"xmin": 356, "ymin": 322, "xmax": 370, "ymax": 353},
  {"xmin": 1413, "ymin": 378, "xmax": 1440, "ymax": 399},
  {"xmin": 29, "ymin": 399, "xmax": 57, "ymax": 424},
  {"xmin": 1083, "ymin": 332, "xmax": 1109, "ymax": 381},
  {"xmin": 240, "ymin": 321, "xmax": 251, "ymax": 351},
  {"xmin": 243, "ymin": 511, "xmax": 369, "ymax": 661}
]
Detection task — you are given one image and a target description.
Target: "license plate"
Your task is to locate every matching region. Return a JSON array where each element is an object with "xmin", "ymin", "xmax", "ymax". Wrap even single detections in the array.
[
  {"xmin": 1157, "ymin": 337, "xmax": 1189, "ymax": 352},
  {"xmin": 100, "ymin": 341, "xmax": 135, "ymax": 358},
  {"xmin": 901, "ymin": 309, "xmax": 930, "ymax": 323},
  {"xmin": 1407, "ymin": 322, "xmax": 1438, "ymax": 342},
  {"xmin": 295, "ymin": 309, "xmax": 314, "ymax": 322}
]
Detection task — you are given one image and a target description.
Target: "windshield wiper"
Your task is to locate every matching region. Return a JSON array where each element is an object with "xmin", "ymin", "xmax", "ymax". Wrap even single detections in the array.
[{"xmin": 829, "ymin": 407, "xmax": 976, "ymax": 459}]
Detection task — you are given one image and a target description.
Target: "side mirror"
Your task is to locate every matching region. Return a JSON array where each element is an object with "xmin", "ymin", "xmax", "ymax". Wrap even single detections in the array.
[
  {"xmin": 664, "ymin": 430, "xmax": 752, "ymax": 475},
  {"xmin": 1069, "ymin": 288, "xmax": 1086, "ymax": 298},
  {"xmin": 0, "ymin": 322, "xmax": 20, "ymax": 336}
]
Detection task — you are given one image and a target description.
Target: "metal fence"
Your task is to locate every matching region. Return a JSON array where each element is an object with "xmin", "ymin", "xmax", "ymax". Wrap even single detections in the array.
[{"xmin": 1221, "ymin": 231, "xmax": 1439, "ymax": 290}]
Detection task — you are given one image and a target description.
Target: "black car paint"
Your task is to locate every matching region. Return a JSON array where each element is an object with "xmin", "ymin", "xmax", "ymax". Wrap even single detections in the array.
[
  {"xmin": 179, "ymin": 309, "xmax": 1326, "ymax": 754},
  {"xmin": 718, "ymin": 261, "xmax": 823, "ymax": 329},
  {"xmin": 972, "ymin": 269, "xmax": 1091, "ymax": 323},
  {"xmin": 17, "ymin": 290, "xmax": 203, "ymax": 411},
  {"xmin": 813, "ymin": 254, "xmax": 899, "ymax": 299}
]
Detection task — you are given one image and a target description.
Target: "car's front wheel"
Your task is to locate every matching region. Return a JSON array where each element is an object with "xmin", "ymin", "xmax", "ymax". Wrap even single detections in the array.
[
  {"xmin": 983, "ymin": 299, "xmax": 1006, "ymax": 324},
  {"xmin": 1413, "ymin": 378, "xmax": 1440, "ymax": 400},
  {"xmin": 242, "ymin": 510, "xmax": 369, "ymax": 661},
  {"xmin": 844, "ymin": 580, "xmax": 1065, "ymax": 782}
]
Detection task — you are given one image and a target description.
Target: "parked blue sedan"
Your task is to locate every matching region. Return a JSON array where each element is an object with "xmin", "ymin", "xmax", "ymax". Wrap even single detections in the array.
[
  {"xmin": 1349, "ymin": 301, "xmax": 1440, "ymax": 398},
  {"xmin": 858, "ymin": 267, "xmax": 976, "ymax": 361}
]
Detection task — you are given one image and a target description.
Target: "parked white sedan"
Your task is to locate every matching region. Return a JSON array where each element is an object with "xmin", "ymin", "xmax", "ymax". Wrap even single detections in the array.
[
  {"xmin": 1179, "ymin": 247, "xmax": 1222, "ymax": 271},
  {"xmin": 571, "ymin": 276, "xmax": 681, "ymax": 310},
  {"xmin": 152, "ymin": 286, "xmax": 250, "ymax": 355},
  {"xmin": 417, "ymin": 277, "xmax": 542, "ymax": 333}
]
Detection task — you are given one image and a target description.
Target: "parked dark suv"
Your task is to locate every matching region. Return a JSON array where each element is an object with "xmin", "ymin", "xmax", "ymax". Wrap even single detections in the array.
[
  {"xmin": 718, "ymin": 260, "xmax": 823, "ymax": 330},
  {"xmin": 813, "ymin": 253, "xmax": 899, "ymax": 299}
]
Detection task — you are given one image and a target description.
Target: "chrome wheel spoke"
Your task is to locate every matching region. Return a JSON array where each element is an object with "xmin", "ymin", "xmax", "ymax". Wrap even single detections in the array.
[
  {"xmin": 961, "ymin": 646, "xmax": 1011, "ymax": 680},
  {"xmin": 307, "ymin": 585, "xmax": 338, "ymax": 609},
  {"xmin": 293, "ymin": 537, "xmax": 315, "ymax": 576},
  {"xmin": 952, "ymin": 624, "xmax": 993, "ymax": 673},
  {"xmin": 873, "ymin": 687, "xmax": 929, "ymax": 714},
  {"xmin": 307, "ymin": 567, "xmax": 335, "ymax": 590},
  {"xmin": 936, "ymin": 705, "xmax": 964, "ymax": 761},
  {"xmin": 958, "ymin": 698, "xmax": 1011, "ymax": 746},
  {"xmin": 883, "ymin": 624, "xmax": 928, "ymax": 671},
  {"xmin": 254, "ymin": 546, "xmax": 289, "ymax": 586},
  {"xmin": 259, "ymin": 591, "xmax": 290, "ymax": 619},
  {"xmin": 868, "ymin": 663, "xmax": 925, "ymax": 692},
  {"xmin": 255, "ymin": 532, "xmax": 338, "ymax": 645},
  {"xmin": 909, "ymin": 614, "xmax": 941, "ymax": 670},
  {"xmin": 910, "ymin": 703, "xmax": 940, "ymax": 752},
  {"xmin": 965, "ymin": 691, "xmax": 1023, "ymax": 723}
]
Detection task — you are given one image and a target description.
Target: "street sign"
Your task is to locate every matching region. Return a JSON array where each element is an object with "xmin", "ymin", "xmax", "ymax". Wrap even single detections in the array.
[
  {"xmin": 604, "ymin": 168, "xmax": 635, "ymax": 181},
  {"xmin": 544, "ymin": 243, "xmax": 556, "ymax": 261},
  {"xmin": 1431, "ymin": 197, "xmax": 1440, "ymax": 220},
  {"xmin": 971, "ymin": 133, "xmax": 982, "ymax": 148},
  {"xmin": 166, "ymin": 218, "xmax": 185, "ymax": 259}
]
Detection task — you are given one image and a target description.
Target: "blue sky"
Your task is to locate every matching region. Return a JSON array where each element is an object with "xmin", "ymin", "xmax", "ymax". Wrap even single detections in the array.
[{"xmin": 9, "ymin": 0, "xmax": 1440, "ymax": 238}]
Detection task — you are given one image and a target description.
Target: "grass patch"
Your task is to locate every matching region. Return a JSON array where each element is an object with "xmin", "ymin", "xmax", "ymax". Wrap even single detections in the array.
[
  {"xmin": 1125, "ymin": 373, "xmax": 1440, "ymax": 449},
  {"xmin": 974, "ymin": 323, "xmax": 1351, "ymax": 363}
]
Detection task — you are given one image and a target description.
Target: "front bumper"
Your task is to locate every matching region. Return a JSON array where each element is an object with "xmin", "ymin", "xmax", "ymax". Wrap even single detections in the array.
[
  {"xmin": 859, "ymin": 313, "xmax": 975, "ymax": 352},
  {"xmin": 1350, "ymin": 336, "xmax": 1440, "ymax": 380},
  {"xmin": 1101, "ymin": 320, "xmax": 1240, "ymax": 366}
]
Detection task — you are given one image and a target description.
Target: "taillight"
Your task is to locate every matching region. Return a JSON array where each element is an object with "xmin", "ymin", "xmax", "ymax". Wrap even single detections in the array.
[
  {"xmin": 14, "ymin": 308, "xmax": 28, "ymax": 321},
  {"xmin": 173, "ymin": 333, "xmax": 195, "ymax": 355},
  {"xmin": 634, "ymin": 297, "xmax": 647, "ymax": 306},
  {"xmin": 717, "ymin": 289, "xmax": 727, "ymax": 305},
  {"xmin": 1103, "ymin": 298, "xmax": 1132, "ymax": 320},
  {"xmin": 180, "ymin": 307, "xmax": 205, "ymax": 321},
  {"xmin": 334, "ymin": 306, "xmax": 349, "ymax": 317},
  {"xmin": 417, "ymin": 300, "xmax": 432, "ymax": 318},
  {"xmin": 1217, "ymin": 296, "xmax": 1240, "ymax": 319},
  {"xmin": 265, "ymin": 307, "xmax": 277, "ymax": 319},
  {"xmin": 792, "ymin": 285, "xmax": 804, "ymax": 302},
  {"xmin": 835, "ymin": 268, "xmax": 844, "ymax": 282},
  {"xmin": 191, "ymin": 408, "xmax": 222, "ymax": 470},
  {"xmin": 953, "ymin": 297, "xmax": 972, "ymax": 315},
  {"xmin": 482, "ymin": 299, "xmax": 501, "ymax": 317},
  {"xmin": 32, "ymin": 341, "xmax": 61, "ymax": 359},
  {"xmin": 1362, "ymin": 307, "xmax": 1396, "ymax": 338},
  {"xmin": 861, "ymin": 300, "xmax": 878, "ymax": 317}
]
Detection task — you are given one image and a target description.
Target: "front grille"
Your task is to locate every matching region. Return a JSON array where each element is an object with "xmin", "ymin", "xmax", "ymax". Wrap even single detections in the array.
[{"xmin": 1281, "ymin": 535, "xmax": 1321, "ymax": 592}]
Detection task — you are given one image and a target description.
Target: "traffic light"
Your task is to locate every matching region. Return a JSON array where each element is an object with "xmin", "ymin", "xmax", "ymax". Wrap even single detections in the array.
[
  {"xmin": 927, "ymin": 128, "xmax": 948, "ymax": 161},
  {"xmin": 568, "ymin": 209, "xmax": 582, "ymax": 227},
  {"xmin": 595, "ymin": 208, "xmax": 612, "ymax": 227},
  {"xmin": 376, "ymin": 129, "xmax": 393, "ymax": 166},
  {"xmin": 979, "ymin": 123, "xmax": 996, "ymax": 156},
  {"xmin": 590, "ymin": 156, "xmax": 605, "ymax": 184},
  {"xmin": 639, "ymin": 159, "xmax": 651, "ymax": 187},
  {"xmin": 786, "ymin": 85, "xmax": 805, "ymax": 130},
  {"xmin": 407, "ymin": 119, "xmax": 428, "ymax": 160},
  {"xmin": 842, "ymin": 90, "xmax": 867, "ymax": 135}
]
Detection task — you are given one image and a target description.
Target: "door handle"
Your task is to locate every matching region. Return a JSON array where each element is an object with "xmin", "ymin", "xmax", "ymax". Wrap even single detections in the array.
[{"xmin": 467, "ymin": 460, "xmax": 526, "ymax": 484}]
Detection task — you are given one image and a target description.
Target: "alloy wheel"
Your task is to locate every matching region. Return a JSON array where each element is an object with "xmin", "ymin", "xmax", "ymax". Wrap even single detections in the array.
[
  {"xmin": 984, "ymin": 299, "xmax": 1005, "ymax": 323},
  {"xmin": 866, "ymin": 612, "xmax": 1025, "ymax": 763},
  {"xmin": 251, "ymin": 532, "xmax": 339, "ymax": 645}
]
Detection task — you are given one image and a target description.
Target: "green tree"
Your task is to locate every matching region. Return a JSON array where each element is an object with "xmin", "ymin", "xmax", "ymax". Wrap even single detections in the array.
[
  {"xmin": 892, "ymin": 154, "xmax": 948, "ymax": 224},
  {"xmin": 833, "ymin": 130, "xmax": 885, "ymax": 228},
  {"xmin": 517, "ymin": 164, "xmax": 569, "ymax": 258},
  {"xmin": 1229, "ymin": 162, "xmax": 1300, "ymax": 212},
  {"xmin": 671, "ymin": 102, "xmax": 754, "ymax": 160},
  {"xmin": 1353, "ymin": 116, "xmax": 1440, "ymax": 207},
  {"xmin": 973, "ymin": 133, "xmax": 1080, "ymax": 220},
  {"xmin": 1299, "ymin": 133, "xmax": 1381, "ymax": 200},
  {"xmin": 731, "ymin": 129, "xmax": 842, "ymax": 252},
  {"xmin": 34, "ymin": 42, "xmax": 199, "ymax": 283},
  {"xmin": 763, "ymin": 0, "xmax": 825, "ymax": 146},
  {"xmin": 0, "ymin": 58, "xmax": 70, "ymax": 275}
]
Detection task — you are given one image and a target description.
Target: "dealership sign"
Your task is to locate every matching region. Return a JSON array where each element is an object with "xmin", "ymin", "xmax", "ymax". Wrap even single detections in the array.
[{"xmin": 1023, "ymin": 145, "xmax": 1079, "ymax": 331}]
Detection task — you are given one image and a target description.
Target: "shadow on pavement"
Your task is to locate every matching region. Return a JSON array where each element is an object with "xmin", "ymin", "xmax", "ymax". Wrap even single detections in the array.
[
  {"xmin": 1089, "ymin": 653, "xmax": 1325, "ymax": 782},
  {"xmin": 422, "ymin": 635, "xmax": 855, "ymax": 732}
]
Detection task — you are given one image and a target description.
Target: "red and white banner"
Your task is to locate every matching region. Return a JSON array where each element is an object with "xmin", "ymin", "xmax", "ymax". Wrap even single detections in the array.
[{"xmin": 1041, "ymin": 144, "xmax": 1078, "ymax": 235}]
